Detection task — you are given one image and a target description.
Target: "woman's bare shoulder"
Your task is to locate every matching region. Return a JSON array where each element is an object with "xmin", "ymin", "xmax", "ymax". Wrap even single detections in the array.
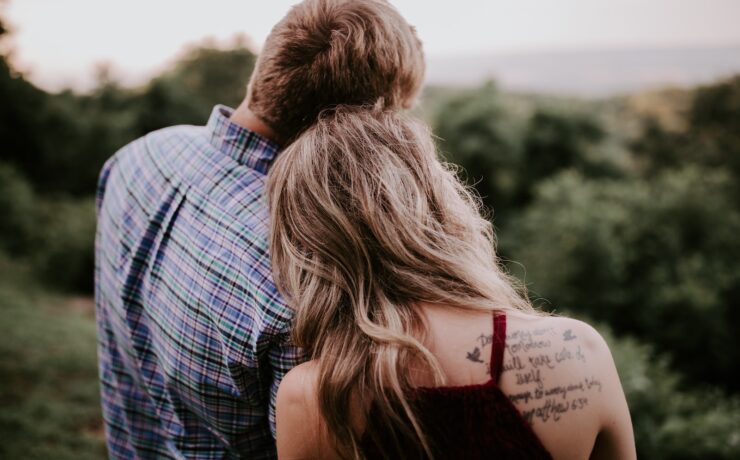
[
  {"xmin": 276, "ymin": 361, "xmax": 324, "ymax": 459},
  {"xmin": 505, "ymin": 312, "xmax": 611, "ymax": 357},
  {"xmin": 277, "ymin": 360, "xmax": 365, "ymax": 460},
  {"xmin": 501, "ymin": 312, "xmax": 615, "ymax": 412},
  {"xmin": 279, "ymin": 360, "xmax": 321, "ymax": 401},
  {"xmin": 499, "ymin": 312, "xmax": 629, "ymax": 458}
]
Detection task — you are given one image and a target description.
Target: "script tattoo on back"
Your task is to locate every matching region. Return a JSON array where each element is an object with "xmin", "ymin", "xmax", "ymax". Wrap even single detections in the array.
[{"xmin": 464, "ymin": 323, "xmax": 602, "ymax": 425}]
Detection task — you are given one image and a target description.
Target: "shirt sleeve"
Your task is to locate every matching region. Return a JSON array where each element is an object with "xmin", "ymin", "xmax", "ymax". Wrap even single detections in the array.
[{"xmin": 267, "ymin": 332, "xmax": 305, "ymax": 438}]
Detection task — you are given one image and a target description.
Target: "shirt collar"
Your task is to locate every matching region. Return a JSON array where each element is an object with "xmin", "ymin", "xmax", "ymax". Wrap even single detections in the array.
[{"xmin": 206, "ymin": 105, "xmax": 281, "ymax": 174}]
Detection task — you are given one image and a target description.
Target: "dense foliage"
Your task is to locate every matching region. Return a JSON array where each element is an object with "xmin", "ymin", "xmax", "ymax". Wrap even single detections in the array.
[
  {"xmin": 508, "ymin": 168, "xmax": 740, "ymax": 391},
  {"xmin": 607, "ymin": 328, "xmax": 740, "ymax": 459},
  {"xmin": 0, "ymin": 23, "xmax": 253, "ymax": 290},
  {"xmin": 430, "ymin": 78, "xmax": 740, "ymax": 456},
  {"xmin": 1, "ymin": 14, "xmax": 738, "ymax": 458}
]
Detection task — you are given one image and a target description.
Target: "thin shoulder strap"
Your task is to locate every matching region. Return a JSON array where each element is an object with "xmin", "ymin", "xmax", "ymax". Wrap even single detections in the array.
[{"xmin": 489, "ymin": 312, "xmax": 507, "ymax": 383}]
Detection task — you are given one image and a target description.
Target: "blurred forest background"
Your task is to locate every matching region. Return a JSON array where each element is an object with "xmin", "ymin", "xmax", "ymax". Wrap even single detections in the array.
[{"xmin": 1, "ymin": 10, "xmax": 740, "ymax": 460}]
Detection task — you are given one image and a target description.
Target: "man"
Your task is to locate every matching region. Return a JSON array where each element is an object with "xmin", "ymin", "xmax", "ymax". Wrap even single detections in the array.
[{"xmin": 94, "ymin": 0, "xmax": 424, "ymax": 458}]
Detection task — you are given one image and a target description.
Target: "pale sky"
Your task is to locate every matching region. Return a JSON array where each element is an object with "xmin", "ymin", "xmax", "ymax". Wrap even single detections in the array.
[{"xmin": 4, "ymin": 0, "xmax": 740, "ymax": 91}]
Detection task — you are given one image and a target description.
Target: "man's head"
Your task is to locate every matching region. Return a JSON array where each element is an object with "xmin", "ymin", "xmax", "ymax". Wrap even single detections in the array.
[{"xmin": 246, "ymin": 0, "xmax": 425, "ymax": 143}]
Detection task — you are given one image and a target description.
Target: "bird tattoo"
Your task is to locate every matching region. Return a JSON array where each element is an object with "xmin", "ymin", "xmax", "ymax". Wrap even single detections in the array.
[{"xmin": 466, "ymin": 346, "xmax": 485, "ymax": 363}]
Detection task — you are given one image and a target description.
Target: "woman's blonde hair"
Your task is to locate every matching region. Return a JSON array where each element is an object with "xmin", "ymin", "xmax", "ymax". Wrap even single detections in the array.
[{"xmin": 267, "ymin": 106, "xmax": 534, "ymax": 458}]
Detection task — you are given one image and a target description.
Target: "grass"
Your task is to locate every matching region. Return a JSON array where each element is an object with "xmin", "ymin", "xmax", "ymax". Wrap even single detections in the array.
[{"xmin": 0, "ymin": 267, "xmax": 106, "ymax": 459}]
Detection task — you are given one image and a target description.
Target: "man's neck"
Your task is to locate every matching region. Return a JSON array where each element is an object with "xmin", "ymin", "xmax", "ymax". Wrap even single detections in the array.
[{"xmin": 230, "ymin": 100, "xmax": 281, "ymax": 146}]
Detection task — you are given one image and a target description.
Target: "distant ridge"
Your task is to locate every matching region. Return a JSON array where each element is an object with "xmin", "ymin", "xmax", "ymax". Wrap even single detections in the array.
[{"xmin": 426, "ymin": 45, "xmax": 740, "ymax": 97}]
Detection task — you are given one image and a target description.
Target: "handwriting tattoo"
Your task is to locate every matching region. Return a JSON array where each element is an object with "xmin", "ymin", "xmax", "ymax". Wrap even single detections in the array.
[{"xmin": 463, "ymin": 323, "xmax": 601, "ymax": 425}]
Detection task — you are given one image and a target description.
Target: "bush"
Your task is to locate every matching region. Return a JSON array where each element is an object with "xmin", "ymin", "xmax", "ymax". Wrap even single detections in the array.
[
  {"xmin": 0, "ymin": 163, "xmax": 36, "ymax": 255},
  {"xmin": 433, "ymin": 83, "xmax": 524, "ymax": 219},
  {"xmin": 633, "ymin": 76, "xmax": 740, "ymax": 179},
  {"xmin": 605, "ymin": 328, "xmax": 740, "ymax": 459},
  {"xmin": 31, "ymin": 198, "xmax": 96, "ymax": 293},
  {"xmin": 519, "ymin": 109, "xmax": 612, "ymax": 199},
  {"xmin": 0, "ymin": 164, "xmax": 95, "ymax": 293},
  {"xmin": 432, "ymin": 83, "xmax": 616, "ymax": 223},
  {"xmin": 507, "ymin": 167, "xmax": 740, "ymax": 391}
]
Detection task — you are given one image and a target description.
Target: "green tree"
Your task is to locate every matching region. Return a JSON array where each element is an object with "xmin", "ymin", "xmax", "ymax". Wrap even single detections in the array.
[
  {"xmin": 633, "ymin": 76, "xmax": 740, "ymax": 180},
  {"xmin": 1, "ymin": 37, "xmax": 258, "ymax": 196},
  {"xmin": 132, "ymin": 40, "xmax": 257, "ymax": 136},
  {"xmin": 165, "ymin": 39, "xmax": 256, "ymax": 111},
  {"xmin": 519, "ymin": 109, "xmax": 614, "ymax": 201},
  {"xmin": 508, "ymin": 167, "xmax": 740, "ymax": 391},
  {"xmin": 689, "ymin": 75, "xmax": 740, "ymax": 176},
  {"xmin": 132, "ymin": 77, "xmax": 204, "ymax": 136},
  {"xmin": 432, "ymin": 84, "xmax": 616, "ymax": 222},
  {"xmin": 0, "ymin": 50, "xmax": 51, "ymax": 185},
  {"xmin": 433, "ymin": 83, "xmax": 523, "ymax": 221}
]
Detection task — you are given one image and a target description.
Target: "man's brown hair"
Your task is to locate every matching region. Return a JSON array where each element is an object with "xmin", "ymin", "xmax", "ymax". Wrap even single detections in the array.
[{"xmin": 247, "ymin": 0, "xmax": 425, "ymax": 143}]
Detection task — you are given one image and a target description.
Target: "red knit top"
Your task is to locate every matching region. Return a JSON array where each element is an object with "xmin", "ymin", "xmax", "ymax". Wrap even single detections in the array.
[{"xmin": 361, "ymin": 313, "xmax": 552, "ymax": 459}]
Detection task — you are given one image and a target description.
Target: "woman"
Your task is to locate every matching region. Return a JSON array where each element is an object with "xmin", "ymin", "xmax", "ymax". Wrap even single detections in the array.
[{"xmin": 268, "ymin": 106, "xmax": 635, "ymax": 459}]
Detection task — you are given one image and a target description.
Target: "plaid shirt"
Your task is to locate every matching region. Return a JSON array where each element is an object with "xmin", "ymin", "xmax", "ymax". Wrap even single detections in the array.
[{"xmin": 94, "ymin": 105, "xmax": 304, "ymax": 459}]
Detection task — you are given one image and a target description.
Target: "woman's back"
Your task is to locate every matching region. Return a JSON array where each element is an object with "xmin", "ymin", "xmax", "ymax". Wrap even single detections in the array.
[
  {"xmin": 413, "ymin": 305, "xmax": 633, "ymax": 459},
  {"xmin": 268, "ymin": 107, "xmax": 635, "ymax": 459},
  {"xmin": 277, "ymin": 306, "xmax": 635, "ymax": 459},
  {"xmin": 362, "ymin": 309, "xmax": 551, "ymax": 459}
]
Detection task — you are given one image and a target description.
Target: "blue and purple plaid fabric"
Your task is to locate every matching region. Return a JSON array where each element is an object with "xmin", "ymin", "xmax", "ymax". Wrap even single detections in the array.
[{"xmin": 94, "ymin": 105, "xmax": 304, "ymax": 459}]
